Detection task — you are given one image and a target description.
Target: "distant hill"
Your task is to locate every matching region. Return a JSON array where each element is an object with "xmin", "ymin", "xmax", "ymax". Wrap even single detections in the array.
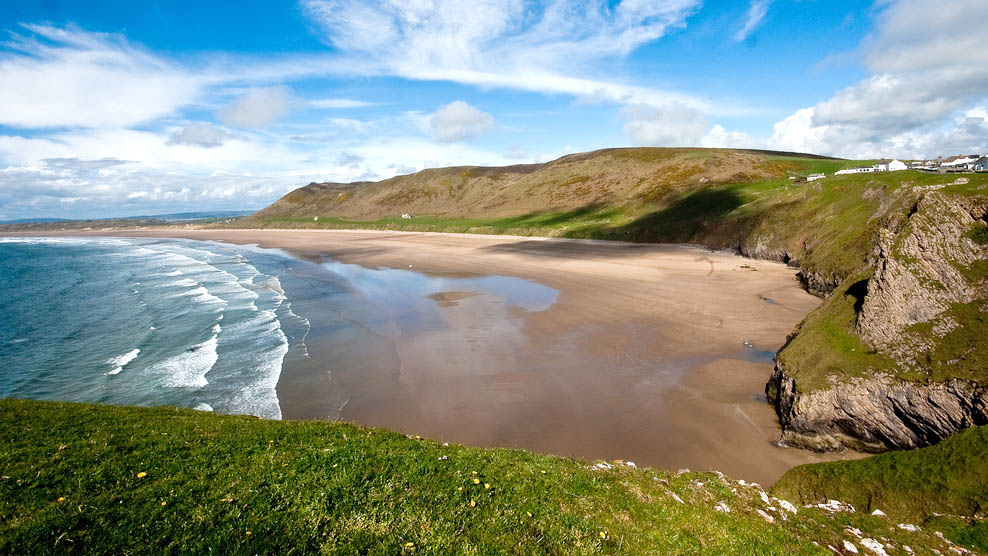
[
  {"xmin": 0, "ymin": 217, "xmax": 71, "ymax": 225},
  {"xmin": 249, "ymin": 147, "xmax": 839, "ymax": 222},
  {"xmin": 128, "ymin": 210, "xmax": 254, "ymax": 222},
  {"xmin": 0, "ymin": 211, "xmax": 254, "ymax": 230}
]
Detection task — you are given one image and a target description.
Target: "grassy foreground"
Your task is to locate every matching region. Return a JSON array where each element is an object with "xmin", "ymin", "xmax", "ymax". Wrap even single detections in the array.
[
  {"xmin": 0, "ymin": 399, "xmax": 982, "ymax": 555},
  {"xmin": 774, "ymin": 424, "xmax": 988, "ymax": 547}
]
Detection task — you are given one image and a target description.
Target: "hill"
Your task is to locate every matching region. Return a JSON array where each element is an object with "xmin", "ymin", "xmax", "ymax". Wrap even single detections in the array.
[
  {"xmin": 0, "ymin": 398, "xmax": 982, "ymax": 555},
  {"xmin": 238, "ymin": 147, "xmax": 988, "ymax": 454}
]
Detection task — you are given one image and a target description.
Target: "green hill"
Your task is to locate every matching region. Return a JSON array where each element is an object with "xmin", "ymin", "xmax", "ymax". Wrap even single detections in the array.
[{"xmin": 0, "ymin": 398, "xmax": 982, "ymax": 555}]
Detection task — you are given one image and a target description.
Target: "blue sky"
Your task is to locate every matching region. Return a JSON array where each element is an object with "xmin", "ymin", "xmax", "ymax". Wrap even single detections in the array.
[{"xmin": 0, "ymin": 0, "xmax": 985, "ymax": 219}]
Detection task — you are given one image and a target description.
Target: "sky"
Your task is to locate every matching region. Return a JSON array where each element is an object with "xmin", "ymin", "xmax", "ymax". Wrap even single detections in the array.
[{"xmin": 0, "ymin": 0, "xmax": 986, "ymax": 220}]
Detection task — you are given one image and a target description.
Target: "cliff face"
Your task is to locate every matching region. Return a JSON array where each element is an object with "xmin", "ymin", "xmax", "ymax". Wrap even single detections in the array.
[
  {"xmin": 768, "ymin": 188, "xmax": 988, "ymax": 452},
  {"xmin": 766, "ymin": 365, "xmax": 987, "ymax": 452}
]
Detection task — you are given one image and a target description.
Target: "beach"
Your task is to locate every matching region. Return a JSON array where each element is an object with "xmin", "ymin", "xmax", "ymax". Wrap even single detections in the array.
[{"xmin": 22, "ymin": 229, "xmax": 857, "ymax": 483}]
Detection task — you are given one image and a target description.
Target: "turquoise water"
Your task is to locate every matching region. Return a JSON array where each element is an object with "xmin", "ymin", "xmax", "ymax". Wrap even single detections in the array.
[{"xmin": 0, "ymin": 237, "xmax": 310, "ymax": 418}]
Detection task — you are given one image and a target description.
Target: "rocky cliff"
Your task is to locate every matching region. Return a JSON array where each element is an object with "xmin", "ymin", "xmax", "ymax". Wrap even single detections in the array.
[{"xmin": 768, "ymin": 187, "xmax": 988, "ymax": 452}]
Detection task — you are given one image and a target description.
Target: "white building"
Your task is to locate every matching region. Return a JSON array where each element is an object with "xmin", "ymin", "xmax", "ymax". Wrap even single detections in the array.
[
  {"xmin": 807, "ymin": 173, "xmax": 826, "ymax": 182},
  {"xmin": 974, "ymin": 156, "xmax": 988, "ymax": 171},
  {"xmin": 941, "ymin": 155, "xmax": 980, "ymax": 168},
  {"xmin": 835, "ymin": 167, "xmax": 876, "ymax": 175},
  {"xmin": 875, "ymin": 159, "xmax": 907, "ymax": 172}
]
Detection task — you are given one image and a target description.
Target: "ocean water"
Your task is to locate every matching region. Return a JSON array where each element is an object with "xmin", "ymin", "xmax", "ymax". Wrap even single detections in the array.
[
  {"xmin": 0, "ymin": 236, "xmax": 562, "ymax": 421},
  {"xmin": 0, "ymin": 237, "xmax": 311, "ymax": 418}
]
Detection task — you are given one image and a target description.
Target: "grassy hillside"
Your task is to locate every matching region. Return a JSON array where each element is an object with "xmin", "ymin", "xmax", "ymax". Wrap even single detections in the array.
[
  {"xmin": 249, "ymin": 148, "xmax": 841, "ymax": 222},
  {"xmin": 0, "ymin": 398, "xmax": 982, "ymax": 555},
  {"xmin": 774, "ymin": 425, "xmax": 988, "ymax": 551}
]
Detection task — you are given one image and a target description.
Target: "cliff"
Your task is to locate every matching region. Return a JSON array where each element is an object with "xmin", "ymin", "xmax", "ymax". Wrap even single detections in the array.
[{"xmin": 768, "ymin": 187, "xmax": 988, "ymax": 452}]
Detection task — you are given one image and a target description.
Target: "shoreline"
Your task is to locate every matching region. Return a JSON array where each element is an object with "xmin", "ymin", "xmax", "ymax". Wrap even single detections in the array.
[{"xmin": 1, "ymin": 229, "xmax": 862, "ymax": 483}]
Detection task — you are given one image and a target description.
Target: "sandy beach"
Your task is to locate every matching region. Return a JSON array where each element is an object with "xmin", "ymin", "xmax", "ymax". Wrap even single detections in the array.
[{"xmin": 31, "ymin": 229, "xmax": 858, "ymax": 483}]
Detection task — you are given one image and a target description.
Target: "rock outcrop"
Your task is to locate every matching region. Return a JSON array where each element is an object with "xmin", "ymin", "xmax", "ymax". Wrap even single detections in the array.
[
  {"xmin": 856, "ymin": 192, "xmax": 988, "ymax": 368},
  {"xmin": 766, "ymin": 364, "xmax": 988, "ymax": 452},
  {"xmin": 768, "ymin": 189, "xmax": 988, "ymax": 452}
]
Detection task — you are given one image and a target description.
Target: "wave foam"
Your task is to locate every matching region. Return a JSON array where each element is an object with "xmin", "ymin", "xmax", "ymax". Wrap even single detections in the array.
[
  {"xmin": 155, "ymin": 335, "xmax": 218, "ymax": 388},
  {"xmin": 106, "ymin": 348, "xmax": 140, "ymax": 375}
]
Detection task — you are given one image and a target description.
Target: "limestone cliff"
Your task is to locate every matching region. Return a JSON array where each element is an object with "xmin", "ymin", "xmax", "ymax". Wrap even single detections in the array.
[{"xmin": 768, "ymin": 188, "xmax": 988, "ymax": 452}]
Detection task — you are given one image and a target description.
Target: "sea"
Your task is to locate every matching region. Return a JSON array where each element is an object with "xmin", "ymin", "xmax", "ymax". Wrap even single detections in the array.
[
  {"xmin": 0, "ymin": 235, "xmax": 561, "ymax": 420},
  {"xmin": 0, "ymin": 237, "xmax": 311, "ymax": 419}
]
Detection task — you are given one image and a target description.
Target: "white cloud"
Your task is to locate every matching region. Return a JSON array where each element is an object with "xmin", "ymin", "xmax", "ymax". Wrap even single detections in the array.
[
  {"xmin": 735, "ymin": 0, "xmax": 774, "ymax": 42},
  {"xmin": 430, "ymin": 101, "xmax": 496, "ymax": 143},
  {"xmin": 300, "ymin": 0, "xmax": 725, "ymax": 113},
  {"xmin": 309, "ymin": 97, "xmax": 376, "ymax": 109},
  {"xmin": 700, "ymin": 125, "xmax": 760, "ymax": 149},
  {"xmin": 218, "ymin": 86, "xmax": 293, "ymax": 129},
  {"xmin": 166, "ymin": 123, "xmax": 237, "ymax": 148},
  {"xmin": 770, "ymin": 0, "xmax": 988, "ymax": 158},
  {"xmin": 621, "ymin": 102, "xmax": 709, "ymax": 146},
  {"xmin": 0, "ymin": 25, "xmax": 203, "ymax": 128}
]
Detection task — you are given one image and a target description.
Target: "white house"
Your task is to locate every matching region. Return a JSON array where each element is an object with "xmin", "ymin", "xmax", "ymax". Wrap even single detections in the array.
[
  {"xmin": 974, "ymin": 156, "xmax": 988, "ymax": 171},
  {"xmin": 875, "ymin": 159, "xmax": 907, "ymax": 172},
  {"xmin": 807, "ymin": 173, "xmax": 826, "ymax": 182}
]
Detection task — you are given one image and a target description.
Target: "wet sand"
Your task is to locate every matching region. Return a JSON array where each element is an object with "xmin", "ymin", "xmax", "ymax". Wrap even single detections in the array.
[{"xmin": 58, "ymin": 229, "xmax": 859, "ymax": 484}]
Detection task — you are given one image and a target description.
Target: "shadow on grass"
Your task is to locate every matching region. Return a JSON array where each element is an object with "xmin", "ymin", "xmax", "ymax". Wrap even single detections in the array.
[
  {"xmin": 583, "ymin": 187, "xmax": 747, "ymax": 243},
  {"xmin": 479, "ymin": 188, "xmax": 748, "ymax": 258}
]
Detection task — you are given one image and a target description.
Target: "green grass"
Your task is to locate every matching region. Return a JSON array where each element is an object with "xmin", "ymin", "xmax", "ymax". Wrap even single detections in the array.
[
  {"xmin": 0, "ymin": 398, "xmax": 976, "ymax": 555},
  {"xmin": 773, "ymin": 424, "xmax": 988, "ymax": 550}
]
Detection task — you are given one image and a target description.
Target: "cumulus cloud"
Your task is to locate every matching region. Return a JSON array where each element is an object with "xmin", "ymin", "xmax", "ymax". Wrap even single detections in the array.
[
  {"xmin": 430, "ymin": 101, "xmax": 496, "ymax": 143},
  {"xmin": 0, "ymin": 157, "xmax": 295, "ymax": 218},
  {"xmin": 621, "ymin": 102, "xmax": 709, "ymax": 146},
  {"xmin": 0, "ymin": 25, "xmax": 202, "ymax": 128},
  {"xmin": 770, "ymin": 0, "xmax": 988, "ymax": 158},
  {"xmin": 700, "ymin": 125, "xmax": 760, "ymax": 149},
  {"xmin": 167, "ymin": 123, "xmax": 236, "ymax": 148},
  {"xmin": 735, "ymin": 0, "xmax": 774, "ymax": 42},
  {"xmin": 300, "ymin": 0, "xmax": 721, "ymax": 112},
  {"xmin": 218, "ymin": 86, "xmax": 293, "ymax": 129}
]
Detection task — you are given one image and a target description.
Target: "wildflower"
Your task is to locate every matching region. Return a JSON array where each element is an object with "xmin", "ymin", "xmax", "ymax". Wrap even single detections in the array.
[
  {"xmin": 484, "ymin": 483, "xmax": 491, "ymax": 490},
  {"xmin": 469, "ymin": 500, "xmax": 476, "ymax": 508},
  {"xmin": 137, "ymin": 472, "xmax": 147, "ymax": 479},
  {"xmin": 161, "ymin": 501, "xmax": 167, "ymax": 506},
  {"xmin": 414, "ymin": 435, "xmax": 422, "ymax": 440},
  {"xmin": 473, "ymin": 478, "xmax": 480, "ymax": 485},
  {"xmin": 540, "ymin": 470, "xmax": 546, "ymax": 475},
  {"xmin": 471, "ymin": 471, "xmax": 477, "ymax": 475},
  {"xmin": 405, "ymin": 542, "xmax": 415, "ymax": 548},
  {"xmin": 526, "ymin": 512, "xmax": 533, "ymax": 518},
  {"xmin": 57, "ymin": 497, "xmax": 65, "ymax": 502},
  {"xmin": 457, "ymin": 487, "xmax": 463, "ymax": 491},
  {"xmin": 246, "ymin": 531, "xmax": 251, "ymax": 536},
  {"xmin": 599, "ymin": 531, "xmax": 608, "ymax": 540}
]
